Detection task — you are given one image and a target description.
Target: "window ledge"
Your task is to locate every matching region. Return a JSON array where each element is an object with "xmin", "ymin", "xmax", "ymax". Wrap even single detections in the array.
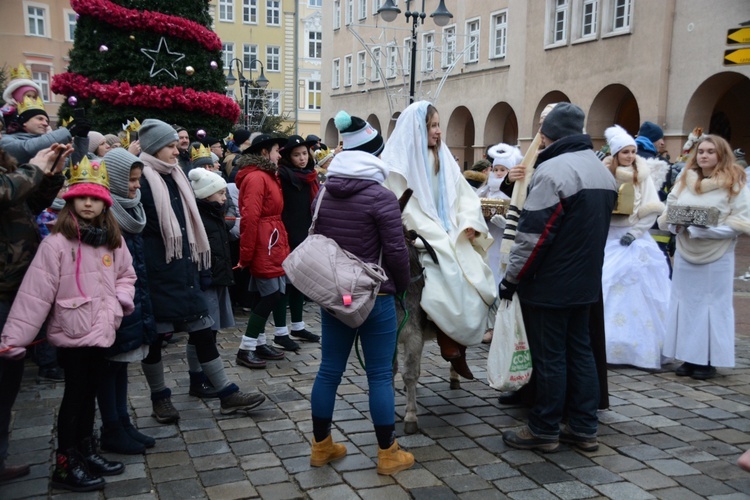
[
  {"xmin": 544, "ymin": 40, "xmax": 568, "ymax": 50},
  {"xmin": 489, "ymin": 54, "xmax": 507, "ymax": 61},
  {"xmin": 602, "ymin": 28, "xmax": 632, "ymax": 39},
  {"xmin": 571, "ymin": 35, "xmax": 598, "ymax": 46}
]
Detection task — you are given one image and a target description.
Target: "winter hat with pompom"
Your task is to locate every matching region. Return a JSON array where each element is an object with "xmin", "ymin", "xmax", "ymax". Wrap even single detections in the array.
[
  {"xmin": 487, "ymin": 143, "xmax": 523, "ymax": 169},
  {"xmin": 189, "ymin": 167, "xmax": 227, "ymax": 200},
  {"xmin": 334, "ymin": 110, "xmax": 384, "ymax": 156},
  {"xmin": 604, "ymin": 125, "xmax": 636, "ymax": 156}
]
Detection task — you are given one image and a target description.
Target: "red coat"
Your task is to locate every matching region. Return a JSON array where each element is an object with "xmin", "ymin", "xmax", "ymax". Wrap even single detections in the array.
[{"xmin": 236, "ymin": 155, "xmax": 290, "ymax": 278}]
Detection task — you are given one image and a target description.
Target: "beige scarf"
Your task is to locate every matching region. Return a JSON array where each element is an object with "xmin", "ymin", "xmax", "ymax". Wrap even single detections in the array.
[{"xmin": 140, "ymin": 152, "xmax": 211, "ymax": 270}]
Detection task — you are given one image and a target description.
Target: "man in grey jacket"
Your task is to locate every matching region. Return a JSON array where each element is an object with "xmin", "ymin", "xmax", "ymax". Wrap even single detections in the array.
[{"xmin": 499, "ymin": 103, "xmax": 617, "ymax": 453}]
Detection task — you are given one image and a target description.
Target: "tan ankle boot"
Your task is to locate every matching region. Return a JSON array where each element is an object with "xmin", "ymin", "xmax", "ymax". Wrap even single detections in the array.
[
  {"xmin": 377, "ymin": 440, "xmax": 415, "ymax": 475},
  {"xmin": 310, "ymin": 435, "xmax": 347, "ymax": 467}
]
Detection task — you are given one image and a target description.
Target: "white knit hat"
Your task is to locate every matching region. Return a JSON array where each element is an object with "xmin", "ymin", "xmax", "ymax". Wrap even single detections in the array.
[
  {"xmin": 88, "ymin": 131, "xmax": 106, "ymax": 154},
  {"xmin": 604, "ymin": 125, "xmax": 636, "ymax": 156},
  {"xmin": 189, "ymin": 168, "xmax": 227, "ymax": 199},
  {"xmin": 488, "ymin": 143, "xmax": 523, "ymax": 169}
]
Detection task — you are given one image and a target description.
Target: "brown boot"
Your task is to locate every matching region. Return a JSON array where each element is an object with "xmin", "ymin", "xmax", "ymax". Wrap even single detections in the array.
[
  {"xmin": 377, "ymin": 440, "xmax": 414, "ymax": 475},
  {"xmin": 450, "ymin": 352, "xmax": 474, "ymax": 380},
  {"xmin": 310, "ymin": 435, "xmax": 347, "ymax": 467},
  {"xmin": 435, "ymin": 330, "xmax": 461, "ymax": 360}
]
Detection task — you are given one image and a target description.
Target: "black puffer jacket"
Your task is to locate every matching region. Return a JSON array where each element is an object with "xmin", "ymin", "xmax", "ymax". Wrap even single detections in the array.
[
  {"xmin": 278, "ymin": 161, "xmax": 318, "ymax": 249},
  {"xmin": 197, "ymin": 199, "xmax": 234, "ymax": 287},
  {"xmin": 139, "ymin": 173, "xmax": 208, "ymax": 322}
]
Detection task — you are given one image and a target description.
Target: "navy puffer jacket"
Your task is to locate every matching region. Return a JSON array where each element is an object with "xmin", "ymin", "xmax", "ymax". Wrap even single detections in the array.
[{"xmin": 313, "ymin": 176, "xmax": 410, "ymax": 295}]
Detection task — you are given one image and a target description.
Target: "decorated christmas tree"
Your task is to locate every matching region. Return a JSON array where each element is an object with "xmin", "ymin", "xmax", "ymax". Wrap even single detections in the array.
[{"xmin": 51, "ymin": 0, "xmax": 239, "ymax": 137}]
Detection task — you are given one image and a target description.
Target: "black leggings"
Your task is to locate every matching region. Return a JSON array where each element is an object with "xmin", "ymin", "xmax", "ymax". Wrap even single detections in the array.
[{"xmin": 143, "ymin": 328, "xmax": 219, "ymax": 365}]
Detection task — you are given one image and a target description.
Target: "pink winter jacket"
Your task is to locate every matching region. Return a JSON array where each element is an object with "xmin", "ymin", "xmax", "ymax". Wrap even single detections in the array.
[{"xmin": 0, "ymin": 233, "xmax": 136, "ymax": 356}]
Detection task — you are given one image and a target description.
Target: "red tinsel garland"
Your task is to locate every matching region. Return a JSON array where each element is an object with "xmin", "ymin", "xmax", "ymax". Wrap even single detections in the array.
[
  {"xmin": 51, "ymin": 72, "xmax": 240, "ymax": 123},
  {"xmin": 71, "ymin": 0, "xmax": 222, "ymax": 52}
]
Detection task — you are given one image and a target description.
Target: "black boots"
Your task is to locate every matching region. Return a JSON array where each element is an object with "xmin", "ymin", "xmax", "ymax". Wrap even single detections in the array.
[
  {"xmin": 100, "ymin": 423, "xmax": 146, "ymax": 455},
  {"xmin": 50, "ymin": 449, "xmax": 105, "ymax": 492},
  {"xmin": 79, "ymin": 437, "xmax": 124, "ymax": 476}
]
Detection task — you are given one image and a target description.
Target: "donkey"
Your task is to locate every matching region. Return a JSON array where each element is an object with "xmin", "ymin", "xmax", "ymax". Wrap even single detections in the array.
[{"xmin": 394, "ymin": 191, "xmax": 462, "ymax": 435}]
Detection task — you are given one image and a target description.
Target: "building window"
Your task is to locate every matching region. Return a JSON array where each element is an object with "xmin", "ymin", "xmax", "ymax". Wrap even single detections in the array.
[
  {"xmin": 226, "ymin": 88, "xmax": 235, "ymax": 98},
  {"xmin": 243, "ymin": 44, "xmax": 258, "ymax": 69},
  {"xmin": 32, "ymin": 71, "xmax": 50, "ymax": 102},
  {"xmin": 358, "ymin": 0, "xmax": 367, "ymax": 20},
  {"xmin": 386, "ymin": 44, "xmax": 398, "ymax": 79},
  {"xmin": 612, "ymin": 0, "xmax": 631, "ymax": 31},
  {"xmin": 403, "ymin": 38, "xmax": 411, "ymax": 75},
  {"xmin": 308, "ymin": 31, "xmax": 322, "ymax": 59},
  {"xmin": 267, "ymin": 90, "xmax": 281, "ymax": 115},
  {"xmin": 222, "ymin": 42, "xmax": 235, "ymax": 69},
  {"xmin": 65, "ymin": 10, "xmax": 76, "ymax": 42},
  {"xmin": 581, "ymin": 0, "xmax": 598, "ymax": 37},
  {"xmin": 26, "ymin": 4, "xmax": 47, "ymax": 37},
  {"xmin": 267, "ymin": 0, "xmax": 280, "ymax": 25},
  {"xmin": 243, "ymin": 0, "xmax": 258, "ymax": 23},
  {"xmin": 332, "ymin": 58, "xmax": 341, "ymax": 89},
  {"xmin": 372, "ymin": 0, "xmax": 382, "ymax": 15},
  {"xmin": 466, "ymin": 18, "xmax": 480, "ymax": 63},
  {"xmin": 357, "ymin": 51, "xmax": 366, "ymax": 84},
  {"xmin": 266, "ymin": 46, "xmax": 281, "ymax": 71},
  {"xmin": 550, "ymin": 0, "xmax": 568, "ymax": 45},
  {"xmin": 219, "ymin": 0, "xmax": 234, "ymax": 22},
  {"xmin": 371, "ymin": 47, "xmax": 381, "ymax": 82},
  {"xmin": 441, "ymin": 26, "xmax": 456, "ymax": 68},
  {"xmin": 422, "ymin": 32, "xmax": 434, "ymax": 72},
  {"xmin": 334, "ymin": 0, "xmax": 341, "ymax": 30},
  {"xmin": 345, "ymin": 0, "xmax": 354, "ymax": 25},
  {"xmin": 491, "ymin": 10, "xmax": 507, "ymax": 59},
  {"xmin": 344, "ymin": 55, "xmax": 353, "ymax": 86},
  {"xmin": 307, "ymin": 80, "xmax": 321, "ymax": 110},
  {"xmin": 309, "ymin": 0, "xmax": 322, "ymax": 6}
]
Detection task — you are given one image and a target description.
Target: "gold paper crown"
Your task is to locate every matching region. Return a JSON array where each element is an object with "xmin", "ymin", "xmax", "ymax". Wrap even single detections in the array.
[
  {"xmin": 314, "ymin": 146, "xmax": 334, "ymax": 165},
  {"xmin": 10, "ymin": 64, "xmax": 32, "ymax": 80},
  {"xmin": 17, "ymin": 95, "xmax": 46, "ymax": 116},
  {"xmin": 190, "ymin": 144, "xmax": 211, "ymax": 162},
  {"xmin": 68, "ymin": 156, "xmax": 110, "ymax": 189},
  {"xmin": 60, "ymin": 116, "xmax": 73, "ymax": 128},
  {"xmin": 122, "ymin": 118, "xmax": 141, "ymax": 133}
]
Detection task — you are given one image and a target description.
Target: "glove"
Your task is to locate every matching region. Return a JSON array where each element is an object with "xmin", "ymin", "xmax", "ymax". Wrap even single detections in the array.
[
  {"xmin": 498, "ymin": 278, "xmax": 517, "ymax": 301},
  {"xmin": 620, "ymin": 233, "xmax": 636, "ymax": 246},
  {"xmin": 68, "ymin": 117, "xmax": 92, "ymax": 138},
  {"xmin": 199, "ymin": 273, "xmax": 212, "ymax": 291},
  {"xmin": 687, "ymin": 225, "xmax": 739, "ymax": 240},
  {"xmin": 490, "ymin": 214, "xmax": 507, "ymax": 230},
  {"xmin": 667, "ymin": 224, "xmax": 682, "ymax": 235}
]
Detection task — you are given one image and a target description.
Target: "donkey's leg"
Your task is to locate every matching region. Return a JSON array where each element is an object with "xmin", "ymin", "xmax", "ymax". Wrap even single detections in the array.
[
  {"xmin": 448, "ymin": 365, "xmax": 461, "ymax": 390},
  {"xmin": 401, "ymin": 325, "xmax": 424, "ymax": 435}
]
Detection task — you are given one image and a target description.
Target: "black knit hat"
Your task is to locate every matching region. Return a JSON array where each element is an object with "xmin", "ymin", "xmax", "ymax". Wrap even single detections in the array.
[
  {"xmin": 540, "ymin": 103, "xmax": 585, "ymax": 141},
  {"xmin": 333, "ymin": 110, "xmax": 384, "ymax": 156},
  {"xmin": 637, "ymin": 121, "xmax": 663, "ymax": 142},
  {"xmin": 232, "ymin": 129, "xmax": 251, "ymax": 147}
]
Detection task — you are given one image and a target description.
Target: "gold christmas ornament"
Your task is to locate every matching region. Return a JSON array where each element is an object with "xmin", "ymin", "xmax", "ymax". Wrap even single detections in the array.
[{"xmin": 185, "ymin": 66, "xmax": 195, "ymax": 76}]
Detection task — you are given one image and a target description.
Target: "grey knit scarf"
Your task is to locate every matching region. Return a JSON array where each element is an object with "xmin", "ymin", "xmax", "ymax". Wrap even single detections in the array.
[{"xmin": 110, "ymin": 191, "xmax": 146, "ymax": 234}]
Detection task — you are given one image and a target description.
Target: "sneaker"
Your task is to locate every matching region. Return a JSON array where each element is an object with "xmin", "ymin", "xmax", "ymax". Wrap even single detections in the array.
[
  {"xmin": 236, "ymin": 349, "xmax": 267, "ymax": 369},
  {"xmin": 37, "ymin": 365, "xmax": 64, "ymax": 382},
  {"xmin": 151, "ymin": 396, "xmax": 180, "ymax": 424},
  {"xmin": 220, "ymin": 390, "xmax": 265, "ymax": 415},
  {"xmin": 291, "ymin": 329, "xmax": 320, "ymax": 342},
  {"xmin": 502, "ymin": 426, "xmax": 559, "ymax": 453},
  {"xmin": 691, "ymin": 364, "xmax": 717, "ymax": 380},
  {"xmin": 255, "ymin": 344, "xmax": 286, "ymax": 360},
  {"xmin": 559, "ymin": 427, "xmax": 599, "ymax": 452},
  {"xmin": 675, "ymin": 362, "xmax": 696, "ymax": 377},
  {"xmin": 274, "ymin": 335, "xmax": 300, "ymax": 352}
]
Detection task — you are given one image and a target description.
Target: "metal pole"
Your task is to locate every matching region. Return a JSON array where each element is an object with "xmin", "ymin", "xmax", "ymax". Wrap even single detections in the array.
[
  {"xmin": 244, "ymin": 80, "xmax": 249, "ymax": 129},
  {"xmin": 409, "ymin": 14, "xmax": 418, "ymax": 104}
]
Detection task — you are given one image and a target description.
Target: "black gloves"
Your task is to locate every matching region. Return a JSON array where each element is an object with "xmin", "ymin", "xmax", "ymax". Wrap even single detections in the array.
[
  {"xmin": 620, "ymin": 233, "xmax": 636, "ymax": 246},
  {"xmin": 199, "ymin": 273, "xmax": 212, "ymax": 291},
  {"xmin": 68, "ymin": 117, "xmax": 92, "ymax": 138},
  {"xmin": 499, "ymin": 278, "xmax": 517, "ymax": 301}
]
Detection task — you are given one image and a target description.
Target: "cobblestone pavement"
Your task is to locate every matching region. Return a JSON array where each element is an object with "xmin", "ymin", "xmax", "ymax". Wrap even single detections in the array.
[{"xmin": 3, "ymin": 240, "xmax": 750, "ymax": 499}]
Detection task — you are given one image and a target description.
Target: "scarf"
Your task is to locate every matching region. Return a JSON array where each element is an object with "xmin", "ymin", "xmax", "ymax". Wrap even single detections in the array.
[
  {"xmin": 79, "ymin": 222, "xmax": 108, "ymax": 247},
  {"xmin": 110, "ymin": 190, "xmax": 146, "ymax": 234},
  {"xmin": 279, "ymin": 163, "xmax": 320, "ymax": 202},
  {"xmin": 51, "ymin": 197, "xmax": 66, "ymax": 211},
  {"xmin": 139, "ymin": 152, "xmax": 211, "ymax": 270}
]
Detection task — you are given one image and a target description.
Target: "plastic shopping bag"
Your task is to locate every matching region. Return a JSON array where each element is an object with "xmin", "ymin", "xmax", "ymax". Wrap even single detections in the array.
[{"xmin": 487, "ymin": 295, "xmax": 532, "ymax": 391}]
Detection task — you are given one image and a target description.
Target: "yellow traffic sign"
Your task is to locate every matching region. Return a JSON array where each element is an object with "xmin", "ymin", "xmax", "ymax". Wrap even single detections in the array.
[
  {"xmin": 727, "ymin": 27, "xmax": 750, "ymax": 45},
  {"xmin": 724, "ymin": 48, "xmax": 750, "ymax": 65}
]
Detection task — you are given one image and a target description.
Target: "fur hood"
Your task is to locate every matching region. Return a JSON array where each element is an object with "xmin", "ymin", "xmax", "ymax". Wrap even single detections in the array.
[
  {"xmin": 235, "ymin": 154, "xmax": 278, "ymax": 174},
  {"xmin": 463, "ymin": 170, "xmax": 487, "ymax": 184}
]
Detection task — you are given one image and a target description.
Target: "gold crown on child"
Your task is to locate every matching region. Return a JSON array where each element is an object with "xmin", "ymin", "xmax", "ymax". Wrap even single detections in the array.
[
  {"xmin": 10, "ymin": 64, "xmax": 33, "ymax": 80},
  {"xmin": 69, "ymin": 156, "xmax": 110, "ymax": 189},
  {"xmin": 190, "ymin": 144, "xmax": 211, "ymax": 162}
]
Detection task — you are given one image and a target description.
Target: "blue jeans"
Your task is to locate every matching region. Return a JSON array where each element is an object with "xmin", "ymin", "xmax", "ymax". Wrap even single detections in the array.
[
  {"xmin": 311, "ymin": 295, "xmax": 397, "ymax": 427},
  {"xmin": 523, "ymin": 303, "xmax": 599, "ymax": 438},
  {"xmin": 0, "ymin": 300, "xmax": 25, "ymax": 468}
]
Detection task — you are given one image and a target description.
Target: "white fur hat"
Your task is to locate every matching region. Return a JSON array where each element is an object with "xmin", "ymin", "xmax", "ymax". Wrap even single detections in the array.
[
  {"xmin": 189, "ymin": 167, "xmax": 227, "ymax": 200},
  {"xmin": 488, "ymin": 143, "xmax": 523, "ymax": 169},
  {"xmin": 605, "ymin": 125, "xmax": 636, "ymax": 156}
]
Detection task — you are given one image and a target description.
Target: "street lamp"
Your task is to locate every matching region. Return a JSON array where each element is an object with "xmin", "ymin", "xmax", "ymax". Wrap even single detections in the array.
[
  {"xmin": 378, "ymin": 0, "xmax": 453, "ymax": 104},
  {"xmin": 225, "ymin": 58, "xmax": 270, "ymax": 129}
]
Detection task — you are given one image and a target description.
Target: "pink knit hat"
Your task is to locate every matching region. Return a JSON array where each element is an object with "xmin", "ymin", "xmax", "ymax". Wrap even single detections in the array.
[
  {"xmin": 61, "ymin": 157, "xmax": 113, "ymax": 207},
  {"xmin": 62, "ymin": 183, "xmax": 113, "ymax": 208}
]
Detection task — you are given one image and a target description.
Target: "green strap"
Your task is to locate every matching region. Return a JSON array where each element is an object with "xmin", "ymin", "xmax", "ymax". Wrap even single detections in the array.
[{"xmin": 354, "ymin": 292, "xmax": 409, "ymax": 370}]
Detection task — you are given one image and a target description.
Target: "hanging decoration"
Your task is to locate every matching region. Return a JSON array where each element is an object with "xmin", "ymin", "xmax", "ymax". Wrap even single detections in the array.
[{"xmin": 140, "ymin": 37, "xmax": 186, "ymax": 80}]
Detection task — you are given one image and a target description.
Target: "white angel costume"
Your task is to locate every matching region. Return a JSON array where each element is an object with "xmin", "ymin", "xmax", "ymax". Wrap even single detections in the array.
[
  {"xmin": 382, "ymin": 101, "xmax": 497, "ymax": 346},
  {"xmin": 601, "ymin": 155, "xmax": 670, "ymax": 369}
]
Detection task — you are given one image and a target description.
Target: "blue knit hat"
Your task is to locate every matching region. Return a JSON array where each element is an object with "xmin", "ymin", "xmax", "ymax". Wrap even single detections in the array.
[{"xmin": 638, "ymin": 121, "xmax": 663, "ymax": 143}]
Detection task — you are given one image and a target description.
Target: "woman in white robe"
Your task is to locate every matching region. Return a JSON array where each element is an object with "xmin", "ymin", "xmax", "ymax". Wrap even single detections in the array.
[
  {"xmin": 657, "ymin": 134, "xmax": 750, "ymax": 379},
  {"xmin": 381, "ymin": 101, "xmax": 497, "ymax": 379},
  {"xmin": 601, "ymin": 126, "xmax": 671, "ymax": 369}
]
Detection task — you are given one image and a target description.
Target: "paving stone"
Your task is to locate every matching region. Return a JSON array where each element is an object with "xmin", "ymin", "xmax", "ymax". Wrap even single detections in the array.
[
  {"xmin": 635, "ymin": 432, "xmax": 686, "ymax": 450},
  {"xmin": 598, "ymin": 433, "xmax": 641, "ymax": 447},
  {"xmin": 422, "ymin": 458, "xmax": 470, "ymax": 477},
  {"xmin": 725, "ymin": 477, "xmax": 750, "ymax": 493},
  {"xmin": 204, "ymin": 480, "xmax": 256, "ymax": 500},
  {"xmin": 647, "ymin": 486, "xmax": 705, "ymax": 500},
  {"xmin": 676, "ymin": 474, "xmax": 738, "ymax": 496},
  {"xmin": 150, "ymin": 464, "xmax": 198, "ymax": 483},
  {"xmin": 156, "ymin": 478, "xmax": 207, "ymax": 499},
  {"xmin": 442, "ymin": 473, "xmax": 492, "ymax": 492},
  {"xmin": 619, "ymin": 444, "xmax": 671, "ymax": 461},
  {"xmin": 409, "ymin": 485, "xmax": 460, "ymax": 500},
  {"xmin": 436, "ymin": 436, "xmax": 476, "ymax": 451},
  {"xmin": 359, "ymin": 485, "xmax": 414, "ymax": 500},
  {"xmin": 507, "ymin": 488, "xmax": 558, "ymax": 499},
  {"xmin": 692, "ymin": 407, "xmax": 739, "ymax": 420},
  {"xmin": 294, "ymin": 465, "xmax": 343, "ymax": 489},
  {"xmin": 518, "ymin": 462, "xmax": 573, "ymax": 484},
  {"xmin": 544, "ymin": 450, "xmax": 595, "ymax": 469},
  {"xmin": 661, "ymin": 425, "xmax": 713, "ymax": 442},
  {"xmin": 246, "ymin": 466, "xmax": 289, "ymax": 486},
  {"xmin": 187, "ymin": 440, "xmax": 232, "ymax": 457},
  {"xmin": 594, "ymin": 481, "xmax": 655, "ymax": 499},
  {"xmin": 680, "ymin": 417, "xmax": 728, "ymax": 431},
  {"xmin": 645, "ymin": 458, "xmax": 701, "ymax": 477},
  {"xmin": 691, "ymin": 459, "xmax": 750, "ymax": 480},
  {"xmin": 341, "ymin": 469, "xmax": 395, "ymax": 489},
  {"xmin": 705, "ymin": 428, "xmax": 750, "ymax": 444},
  {"xmin": 620, "ymin": 468, "xmax": 678, "ymax": 489},
  {"xmin": 543, "ymin": 480, "xmax": 599, "ymax": 499},
  {"xmin": 239, "ymin": 452, "xmax": 282, "ymax": 471},
  {"xmin": 611, "ymin": 421, "xmax": 659, "ymax": 435},
  {"xmin": 193, "ymin": 452, "xmax": 238, "ymax": 471},
  {"xmin": 499, "ymin": 450, "xmax": 545, "ymax": 466},
  {"xmin": 665, "ymin": 446, "xmax": 718, "ymax": 463},
  {"xmin": 410, "ymin": 444, "xmax": 452, "ymax": 462},
  {"xmin": 569, "ymin": 466, "xmax": 623, "ymax": 485},
  {"xmin": 494, "ymin": 476, "xmax": 538, "ymax": 492},
  {"xmin": 198, "ymin": 466, "xmax": 247, "ymax": 487},
  {"xmin": 451, "ymin": 447, "xmax": 500, "ymax": 467},
  {"xmin": 474, "ymin": 462, "xmax": 522, "ymax": 481},
  {"xmin": 691, "ymin": 439, "xmax": 742, "ymax": 457}
]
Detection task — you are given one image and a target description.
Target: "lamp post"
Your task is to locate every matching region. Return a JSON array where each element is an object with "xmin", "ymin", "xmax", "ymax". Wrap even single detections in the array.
[
  {"xmin": 378, "ymin": 0, "xmax": 453, "ymax": 104},
  {"xmin": 225, "ymin": 58, "xmax": 270, "ymax": 130}
]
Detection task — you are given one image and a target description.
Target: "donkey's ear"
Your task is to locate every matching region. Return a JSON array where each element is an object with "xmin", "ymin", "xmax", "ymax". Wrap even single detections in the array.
[{"xmin": 398, "ymin": 189, "xmax": 414, "ymax": 212}]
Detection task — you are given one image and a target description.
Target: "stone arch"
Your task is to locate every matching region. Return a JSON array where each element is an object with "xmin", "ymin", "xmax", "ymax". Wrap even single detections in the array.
[
  {"xmin": 532, "ymin": 91, "xmax": 570, "ymax": 136},
  {"xmin": 682, "ymin": 72, "xmax": 750, "ymax": 150},
  {"xmin": 387, "ymin": 112, "xmax": 401, "ymax": 139},
  {"xmin": 483, "ymin": 102, "xmax": 519, "ymax": 153},
  {"xmin": 324, "ymin": 118, "xmax": 338, "ymax": 148},
  {"xmin": 445, "ymin": 106, "xmax": 475, "ymax": 170},
  {"xmin": 587, "ymin": 84, "xmax": 640, "ymax": 140},
  {"xmin": 367, "ymin": 114, "xmax": 382, "ymax": 135}
]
